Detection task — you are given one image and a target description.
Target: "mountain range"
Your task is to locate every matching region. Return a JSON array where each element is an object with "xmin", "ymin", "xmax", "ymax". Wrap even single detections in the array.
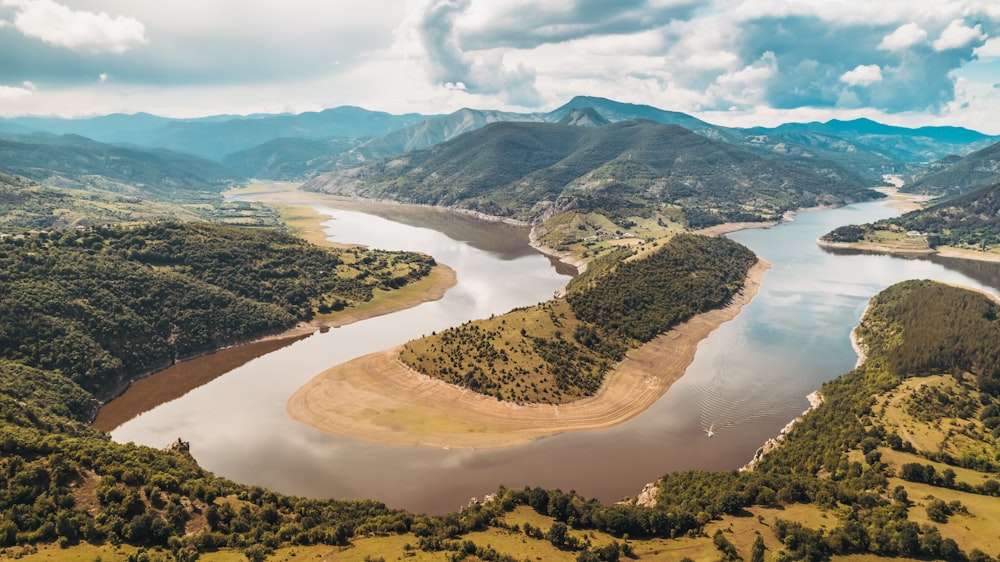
[
  {"xmin": 304, "ymin": 119, "xmax": 877, "ymax": 228},
  {"xmin": 4, "ymin": 96, "xmax": 997, "ymax": 185}
]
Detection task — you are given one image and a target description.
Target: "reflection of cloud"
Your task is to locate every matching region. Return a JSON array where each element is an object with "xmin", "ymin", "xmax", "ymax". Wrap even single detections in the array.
[{"xmin": 4, "ymin": 0, "xmax": 147, "ymax": 53}]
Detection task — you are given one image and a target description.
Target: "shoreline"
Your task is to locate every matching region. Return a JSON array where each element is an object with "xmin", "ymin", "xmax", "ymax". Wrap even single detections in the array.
[
  {"xmin": 816, "ymin": 238, "xmax": 1000, "ymax": 264},
  {"xmin": 285, "ymin": 258, "xmax": 771, "ymax": 449},
  {"xmin": 740, "ymin": 390, "xmax": 824, "ymax": 472}
]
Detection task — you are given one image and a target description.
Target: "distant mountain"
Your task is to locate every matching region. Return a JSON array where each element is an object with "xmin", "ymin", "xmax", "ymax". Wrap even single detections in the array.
[
  {"xmin": 548, "ymin": 96, "xmax": 726, "ymax": 137},
  {"xmin": 351, "ymin": 108, "xmax": 547, "ymax": 159},
  {"xmin": 556, "ymin": 107, "xmax": 610, "ymax": 127},
  {"xmin": 1, "ymin": 107, "xmax": 429, "ymax": 161},
  {"xmin": 0, "ymin": 133, "xmax": 230, "ymax": 196},
  {"xmin": 5, "ymin": 112, "xmax": 176, "ymax": 141},
  {"xmin": 902, "ymin": 140, "xmax": 1000, "ymax": 197},
  {"xmin": 305, "ymin": 119, "xmax": 878, "ymax": 227},
  {"xmin": 222, "ymin": 137, "xmax": 365, "ymax": 180},
  {"xmin": 745, "ymin": 118, "xmax": 999, "ymax": 168}
]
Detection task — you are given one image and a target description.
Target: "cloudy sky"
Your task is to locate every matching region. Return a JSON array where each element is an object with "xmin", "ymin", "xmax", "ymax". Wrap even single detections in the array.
[{"xmin": 2, "ymin": 0, "xmax": 1000, "ymax": 132}]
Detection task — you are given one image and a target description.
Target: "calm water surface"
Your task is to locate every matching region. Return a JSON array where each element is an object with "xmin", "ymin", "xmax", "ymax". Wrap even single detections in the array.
[{"xmin": 109, "ymin": 199, "xmax": 1000, "ymax": 514}]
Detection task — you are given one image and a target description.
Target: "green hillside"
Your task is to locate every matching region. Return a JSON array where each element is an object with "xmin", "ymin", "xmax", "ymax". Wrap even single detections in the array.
[
  {"xmin": 0, "ymin": 134, "xmax": 230, "ymax": 197},
  {"xmin": 400, "ymin": 234, "xmax": 756, "ymax": 403},
  {"xmin": 0, "ymin": 223, "xmax": 435, "ymax": 401},
  {"xmin": 305, "ymin": 119, "xmax": 878, "ymax": 228},
  {"xmin": 903, "ymin": 140, "xmax": 1000, "ymax": 197},
  {"xmin": 4, "ymin": 274, "xmax": 1000, "ymax": 560},
  {"xmin": 822, "ymin": 182, "xmax": 1000, "ymax": 253}
]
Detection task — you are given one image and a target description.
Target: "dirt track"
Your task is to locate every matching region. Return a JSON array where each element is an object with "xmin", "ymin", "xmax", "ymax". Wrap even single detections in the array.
[{"xmin": 286, "ymin": 259, "xmax": 771, "ymax": 449}]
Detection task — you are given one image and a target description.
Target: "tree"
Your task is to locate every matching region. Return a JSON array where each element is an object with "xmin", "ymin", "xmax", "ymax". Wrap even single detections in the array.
[
  {"xmin": 548, "ymin": 521, "xmax": 569, "ymax": 548},
  {"xmin": 750, "ymin": 534, "xmax": 766, "ymax": 562}
]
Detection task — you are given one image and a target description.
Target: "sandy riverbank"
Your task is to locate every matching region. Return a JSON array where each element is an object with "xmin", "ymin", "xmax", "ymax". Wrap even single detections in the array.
[{"xmin": 286, "ymin": 259, "xmax": 770, "ymax": 449}]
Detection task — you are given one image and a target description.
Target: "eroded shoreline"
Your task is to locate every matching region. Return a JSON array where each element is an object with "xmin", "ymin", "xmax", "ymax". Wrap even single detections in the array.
[{"xmin": 286, "ymin": 259, "xmax": 771, "ymax": 449}]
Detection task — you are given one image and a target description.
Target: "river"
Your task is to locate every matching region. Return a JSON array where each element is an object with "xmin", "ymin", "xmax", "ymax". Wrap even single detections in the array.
[{"xmin": 108, "ymin": 198, "xmax": 1000, "ymax": 514}]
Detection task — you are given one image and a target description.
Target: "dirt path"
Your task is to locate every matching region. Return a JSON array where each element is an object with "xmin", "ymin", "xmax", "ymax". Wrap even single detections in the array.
[{"xmin": 286, "ymin": 259, "xmax": 770, "ymax": 449}]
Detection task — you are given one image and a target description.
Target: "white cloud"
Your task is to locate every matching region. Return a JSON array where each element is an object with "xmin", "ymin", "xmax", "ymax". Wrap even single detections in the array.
[
  {"xmin": 708, "ymin": 51, "xmax": 778, "ymax": 107},
  {"xmin": 877, "ymin": 22, "xmax": 927, "ymax": 51},
  {"xmin": 840, "ymin": 64, "xmax": 883, "ymax": 86},
  {"xmin": 0, "ymin": 83, "xmax": 34, "ymax": 101},
  {"xmin": 3, "ymin": 0, "xmax": 147, "ymax": 53},
  {"xmin": 974, "ymin": 37, "xmax": 1000, "ymax": 59},
  {"xmin": 932, "ymin": 19, "xmax": 985, "ymax": 52},
  {"xmin": 98, "ymin": 73, "xmax": 109, "ymax": 83}
]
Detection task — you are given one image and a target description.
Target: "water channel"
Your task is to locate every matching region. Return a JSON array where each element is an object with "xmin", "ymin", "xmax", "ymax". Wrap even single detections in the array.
[{"xmin": 108, "ymin": 198, "xmax": 1000, "ymax": 514}]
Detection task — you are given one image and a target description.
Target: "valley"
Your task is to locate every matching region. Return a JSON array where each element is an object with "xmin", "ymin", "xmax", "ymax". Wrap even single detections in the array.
[{"xmin": 5, "ymin": 95, "xmax": 1000, "ymax": 561}]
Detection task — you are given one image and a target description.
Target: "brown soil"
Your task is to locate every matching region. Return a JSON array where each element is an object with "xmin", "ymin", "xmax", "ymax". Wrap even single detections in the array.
[{"xmin": 286, "ymin": 259, "xmax": 770, "ymax": 449}]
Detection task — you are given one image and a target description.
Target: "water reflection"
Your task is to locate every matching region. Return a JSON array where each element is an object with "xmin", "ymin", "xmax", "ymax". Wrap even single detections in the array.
[{"xmin": 109, "ymin": 200, "xmax": 1000, "ymax": 514}]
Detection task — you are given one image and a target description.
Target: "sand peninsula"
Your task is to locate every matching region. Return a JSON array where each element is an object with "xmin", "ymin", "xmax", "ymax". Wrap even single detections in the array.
[{"xmin": 287, "ymin": 259, "xmax": 770, "ymax": 449}]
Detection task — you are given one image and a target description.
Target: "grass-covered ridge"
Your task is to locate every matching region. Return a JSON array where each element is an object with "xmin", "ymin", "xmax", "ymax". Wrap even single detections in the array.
[
  {"xmin": 0, "ymin": 222, "xmax": 436, "ymax": 402},
  {"xmin": 400, "ymin": 233, "xmax": 756, "ymax": 403}
]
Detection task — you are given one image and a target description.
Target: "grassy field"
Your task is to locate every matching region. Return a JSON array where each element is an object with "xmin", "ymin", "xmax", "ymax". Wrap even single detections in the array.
[{"xmin": 872, "ymin": 375, "xmax": 999, "ymax": 466}]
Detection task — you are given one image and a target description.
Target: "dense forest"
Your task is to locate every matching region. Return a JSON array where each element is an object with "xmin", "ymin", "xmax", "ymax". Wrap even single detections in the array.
[
  {"xmin": 400, "ymin": 234, "xmax": 757, "ymax": 403},
  {"xmin": 0, "ymin": 222, "xmax": 435, "ymax": 402}
]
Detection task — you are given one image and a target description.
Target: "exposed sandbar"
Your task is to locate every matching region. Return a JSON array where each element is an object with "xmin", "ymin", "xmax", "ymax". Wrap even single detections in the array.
[{"xmin": 286, "ymin": 259, "xmax": 771, "ymax": 449}]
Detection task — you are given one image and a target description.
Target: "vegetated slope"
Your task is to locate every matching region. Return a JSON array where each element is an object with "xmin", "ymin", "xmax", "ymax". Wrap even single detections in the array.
[
  {"xmin": 400, "ymin": 234, "xmax": 756, "ymax": 403},
  {"xmin": 885, "ymin": 182, "xmax": 1000, "ymax": 249},
  {"xmin": 5, "ymin": 279, "xmax": 1000, "ymax": 561},
  {"xmin": 0, "ymin": 173, "xmax": 73, "ymax": 230},
  {"xmin": 822, "ymin": 182, "xmax": 1000, "ymax": 252},
  {"xmin": 222, "ymin": 136, "xmax": 365, "ymax": 180},
  {"xmin": 0, "ymin": 223, "xmax": 435, "ymax": 401},
  {"xmin": 0, "ymin": 172, "xmax": 225, "ymax": 230},
  {"xmin": 305, "ymin": 119, "xmax": 878, "ymax": 228},
  {"xmin": 0, "ymin": 134, "xmax": 230, "ymax": 197},
  {"xmin": 903, "ymin": 139, "xmax": 1000, "ymax": 197},
  {"xmin": 750, "ymin": 117, "xmax": 998, "ymax": 165}
]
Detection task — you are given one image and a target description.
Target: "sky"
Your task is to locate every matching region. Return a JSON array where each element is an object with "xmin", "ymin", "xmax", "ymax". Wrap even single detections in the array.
[{"xmin": 2, "ymin": 0, "xmax": 1000, "ymax": 133}]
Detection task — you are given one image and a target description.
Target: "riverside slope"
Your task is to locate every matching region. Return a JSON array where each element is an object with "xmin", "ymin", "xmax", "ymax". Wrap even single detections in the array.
[{"xmin": 286, "ymin": 260, "xmax": 769, "ymax": 448}]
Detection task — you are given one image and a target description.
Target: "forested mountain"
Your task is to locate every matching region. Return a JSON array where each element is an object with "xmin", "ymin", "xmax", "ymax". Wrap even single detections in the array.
[
  {"xmin": 221, "ymin": 137, "xmax": 365, "ymax": 180},
  {"xmin": 6, "ymin": 97, "xmax": 995, "ymax": 187},
  {"xmin": 748, "ymin": 117, "xmax": 998, "ymax": 165},
  {"xmin": 0, "ymin": 223, "xmax": 435, "ymax": 401},
  {"xmin": 304, "ymin": 119, "xmax": 877, "ymax": 227},
  {"xmin": 902, "ymin": 140, "xmax": 1000, "ymax": 197},
  {"xmin": 0, "ymin": 134, "xmax": 230, "ymax": 197}
]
